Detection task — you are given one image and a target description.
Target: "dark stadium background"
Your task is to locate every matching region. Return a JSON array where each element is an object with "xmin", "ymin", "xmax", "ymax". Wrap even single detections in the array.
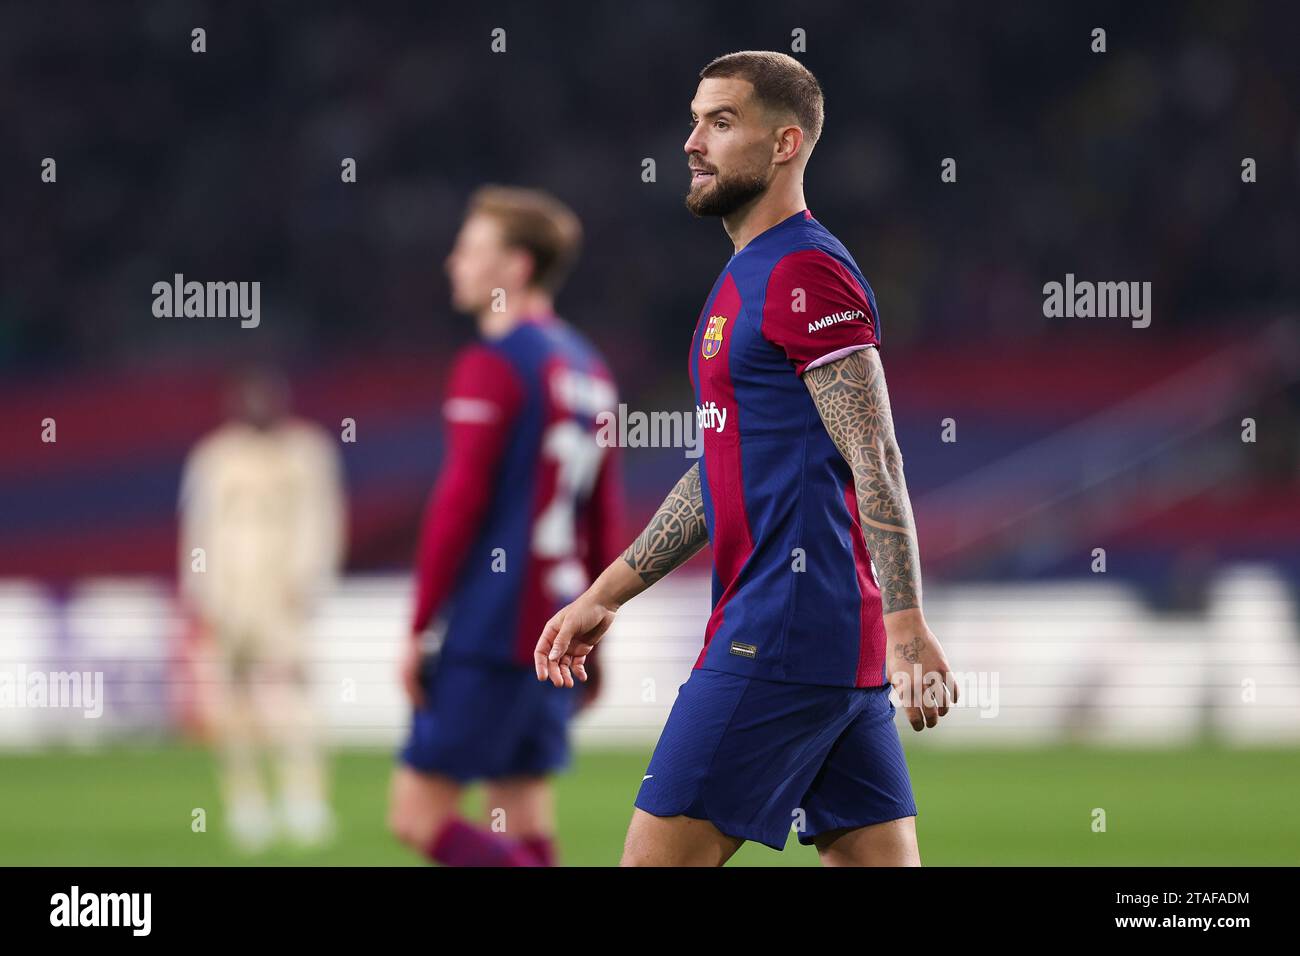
[
  {"xmin": 5, "ymin": 0, "xmax": 1297, "ymax": 589},
  {"xmin": 1, "ymin": 0, "xmax": 1298, "ymax": 866}
]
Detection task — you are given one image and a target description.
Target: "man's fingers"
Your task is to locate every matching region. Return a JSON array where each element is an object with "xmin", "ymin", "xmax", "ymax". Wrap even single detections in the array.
[
  {"xmin": 545, "ymin": 655, "xmax": 576, "ymax": 688},
  {"xmin": 922, "ymin": 702, "xmax": 939, "ymax": 728},
  {"xmin": 893, "ymin": 661, "xmax": 958, "ymax": 726},
  {"xmin": 920, "ymin": 671, "xmax": 948, "ymax": 719},
  {"xmin": 535, "ymin": 621, "xmax": 559, "ymax": 680},
  {"xmin": 938, "ymin": 673, "xmax": 957, "ymax": 716},
  {"xmin": 548, "ymin": 613, "xmax": 579, "ymax": 662},
  {"xmin": 548, "ymin": 657, "xmax": 573, "ymax": 688},
  {"xmin": 895, "ymin": 674, "xmax": 920, "ymax": 710},
  {"xmin": 919, "ymin": 671, "xmax": 941, "ymax": 727},
  {"xmin": 905, "ymin": 705, "xmax": 924, "ymax": 732},
  {"xmin": 538, "ymin": 604, "xmax": 606, "ymax": 688}
]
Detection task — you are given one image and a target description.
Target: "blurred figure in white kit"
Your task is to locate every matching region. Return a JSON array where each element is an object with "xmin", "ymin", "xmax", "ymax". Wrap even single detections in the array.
[{"xmin": 178, "ymin": 366, "xmax": 347, "ymax": 852}]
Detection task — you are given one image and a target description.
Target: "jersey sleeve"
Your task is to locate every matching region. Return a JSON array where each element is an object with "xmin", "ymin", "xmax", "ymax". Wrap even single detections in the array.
[
  {"xmin": 410, "ymin": 345, "xmax": 525, "ymax": 637},
  {"xmin": 761, "ymin": 248, "xmax": 880, "ymax": 376}
]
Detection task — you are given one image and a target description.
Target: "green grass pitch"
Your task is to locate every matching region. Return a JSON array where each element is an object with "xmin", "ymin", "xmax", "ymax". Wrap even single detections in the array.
[{"xmin": 1, "ymin": 744, "xmax": 1296, "ymax": 865}]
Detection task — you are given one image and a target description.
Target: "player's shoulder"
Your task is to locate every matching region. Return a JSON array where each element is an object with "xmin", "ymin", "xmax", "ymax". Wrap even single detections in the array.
[
  {"xmin": 181, "ymin": 423, "xmax": 258, "ymax": 486},
  {"xmin": 769, "ymin": 214, "xmax": 862, "ymax": 278},
  {"xmin": 450, "ymin": 337, "xmax": 523, "ymax": 383},
  {"xmin": 729, "ymin": 211, "xmax": 858, "ymax": 294},
  {"xmin": 762, "ymin": 217, "xmax": 875, "ymax": 317},
  {"xmin": 507, "ymin": 315, "xmax": 613, "ymax": 380},
  {"xmin": 188, "ymin": 422, "xmax": 245, "ymax": 461},
  {"xmin": 279, "ymin": 417, "xmax": 337, "ymax": 454},
  {"xmin": 547, "ymin": 316, "xmax": 613, "ymax": 375},
  {"xmin": 441, "ymin": 337, "xmax": 532, "ymax": 413}
]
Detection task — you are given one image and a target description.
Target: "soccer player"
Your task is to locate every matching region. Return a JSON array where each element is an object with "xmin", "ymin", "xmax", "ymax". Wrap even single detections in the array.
[
  {"xmin": 389, "ymin": 187, "xmax": 621, "ymax": 867},
  {"xmin": 536, "ymin": 52, "xmax": 957, "ymax": 866},
  {"xmin": 178, "ymin": 366, "xmax": 347, "ymax": 852}
]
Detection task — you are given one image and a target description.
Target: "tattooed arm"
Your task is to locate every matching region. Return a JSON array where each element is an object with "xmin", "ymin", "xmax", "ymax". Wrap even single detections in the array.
[
  {"xmin": 804, "ymin": 346, "xmax": 957, "ymax": 731},
  {"xmin": 621, "ymin": 462, "xmax": 708, "ymax": 587},
  {"xmin": 535, "ymin": 464, "xmax": 708, "ymax": 686},
  {"xmin": 803, "ymin": 347, "xmax": 920, "ymax": 613}
]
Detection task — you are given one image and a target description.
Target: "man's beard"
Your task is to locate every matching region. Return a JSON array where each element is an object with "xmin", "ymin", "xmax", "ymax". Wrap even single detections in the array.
[{"xmin": 685, "ymin": 166, "xmax": 770, "ymax": 217}]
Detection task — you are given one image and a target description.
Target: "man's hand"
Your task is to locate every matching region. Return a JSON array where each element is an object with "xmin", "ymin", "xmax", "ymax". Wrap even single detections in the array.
[
  {"xmin": 400, "ymin": 638, "xmax": 426, "ymax": 709},
  {"xmin": 535, "ymin": 591, "xmax": 619, "ymax": 688},
  {"xmin": 885, "ymin": 609, "xmax": 958, "ymax": 732},
  {"xmin": 533, "ymin": 463, "xmax": 707, "ymax": 691}
]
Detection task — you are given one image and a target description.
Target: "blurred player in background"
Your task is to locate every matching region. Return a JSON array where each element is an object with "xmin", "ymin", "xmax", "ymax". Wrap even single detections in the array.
[
  {"xmin": 537, "ymin": 52, "xmax": 958, "ymax": 866},
  {"xmin": 388, "ymin": 187, "xmax": 621, "ymax": 867},
  {"xmin": 178, "ymin": 367, "xmax": 347, "ymax": 852}
]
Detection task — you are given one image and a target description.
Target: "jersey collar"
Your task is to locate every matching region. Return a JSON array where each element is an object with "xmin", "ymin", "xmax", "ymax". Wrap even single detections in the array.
[{"xmin": 731, "ymin": 208, "xmax": 812, "ymax": 261}]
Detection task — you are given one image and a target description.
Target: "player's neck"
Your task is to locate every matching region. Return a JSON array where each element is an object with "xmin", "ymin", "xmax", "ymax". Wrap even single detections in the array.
[
  {"xmin": 724, "ymin": 182, "xmax": 807, "ymax": 253},
  {"xmin": 475, "ymin": 290, "xmax": 554, "ymax": 340}
]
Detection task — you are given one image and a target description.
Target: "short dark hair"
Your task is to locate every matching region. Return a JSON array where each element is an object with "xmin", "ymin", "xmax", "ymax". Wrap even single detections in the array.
[
  {"xmin": 467, "ymin": 185, "xmax": 583, "ymax": 293},
  {"xmin": 700, "ymin": 51, "xmax": 824, "ymax": 149}
]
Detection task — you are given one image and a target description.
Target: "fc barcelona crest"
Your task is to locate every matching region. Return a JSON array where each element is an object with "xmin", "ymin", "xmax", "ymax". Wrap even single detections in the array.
[{"xmin": 701, "ymin": 315, "xmax": 728, "ymax": 359}]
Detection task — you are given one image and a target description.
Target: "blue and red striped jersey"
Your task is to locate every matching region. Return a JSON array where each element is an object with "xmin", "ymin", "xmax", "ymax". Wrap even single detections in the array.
[
  {"xmin": 412, "ymin": 315, "xmax": 621, "ymax": 668},
  {"xmin": 689, "ymin": 209, "xmax": 887, "ymax": 688}
]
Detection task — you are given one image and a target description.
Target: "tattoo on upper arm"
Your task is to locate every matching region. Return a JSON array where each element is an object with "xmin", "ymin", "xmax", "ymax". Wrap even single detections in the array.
[
  {"xmin": 622, "ymin": 463, "xmax": 708, "ymax": 585},
  {"xmin": 804, "ymin": 348, "xmax": 922, "ymax": 613}
]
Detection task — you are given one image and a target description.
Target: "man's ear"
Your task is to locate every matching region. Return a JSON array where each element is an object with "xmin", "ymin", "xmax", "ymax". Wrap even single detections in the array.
[
  {"xmin": 506, "ymin": 247, "xmax": 536, "ymax": 289},
  {"xmin": 773, "ymin": 124, "xmax": 805, "ymax": 166}
]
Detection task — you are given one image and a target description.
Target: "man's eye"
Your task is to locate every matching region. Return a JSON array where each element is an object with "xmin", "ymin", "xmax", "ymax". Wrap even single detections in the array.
[{"xmin": 714, "ymin": 120, "xmax": 728, "ymax": 130}]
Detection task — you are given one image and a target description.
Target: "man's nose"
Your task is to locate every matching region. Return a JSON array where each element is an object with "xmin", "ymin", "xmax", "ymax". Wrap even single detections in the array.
[{"xmin": 684, "ymin": 126, "xmax": 706, "ymax": 157}]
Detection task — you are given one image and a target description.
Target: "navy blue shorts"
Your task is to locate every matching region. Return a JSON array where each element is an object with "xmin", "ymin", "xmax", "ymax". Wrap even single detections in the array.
[
  {"xmin": 399, "ymin": 656, "xmax": 577, "ymax": 783},
  {"xmin": 635, "ymin": 668, "xmax": 917, "ymax": 851}
]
